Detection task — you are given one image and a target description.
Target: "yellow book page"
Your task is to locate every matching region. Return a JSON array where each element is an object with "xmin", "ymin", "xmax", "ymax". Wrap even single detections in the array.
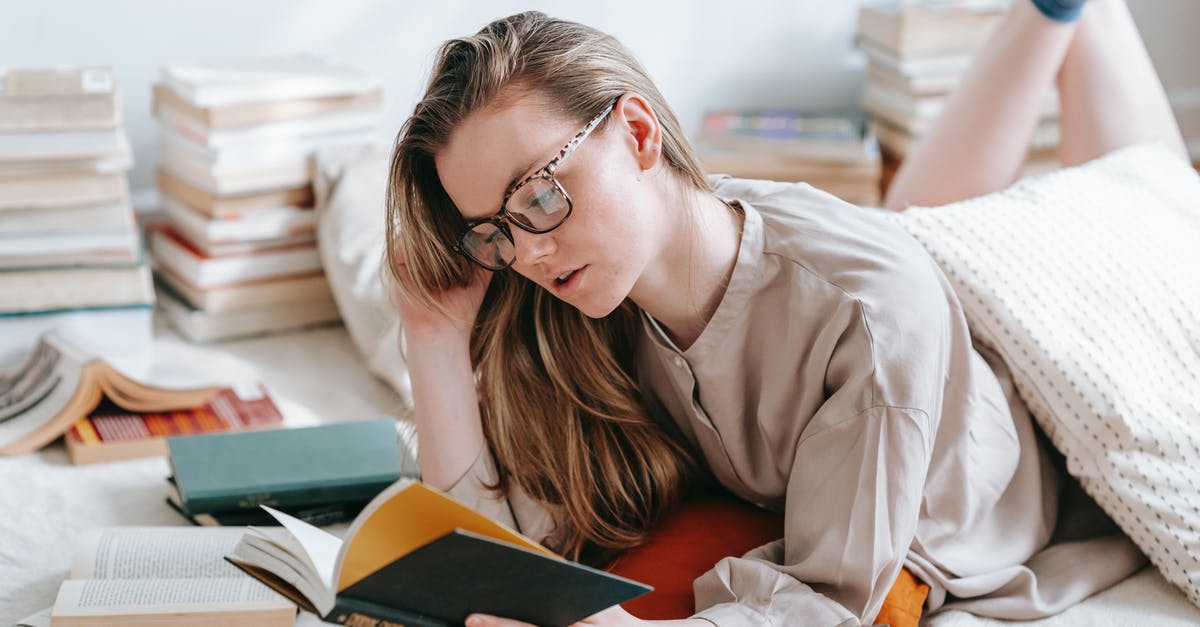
[{"xmin": 336, "ymin": 482, "xmax": 555, "ymax": 591}]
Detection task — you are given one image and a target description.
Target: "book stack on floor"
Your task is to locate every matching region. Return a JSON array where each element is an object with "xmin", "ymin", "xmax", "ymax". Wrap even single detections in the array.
[
  {"xmin": 0, "ymin": 67, "xmax": 151, "ymax": 367},
  {"xmin": 165, "ymin": 418, "xmax": 415, "ymax": 527},
  {"xmin": 150, "ymin": 56, "xmax": 385, "ymax": 342},
  {"xmin": 857, "ymin": 1, "xmax": 1061, "ymax": 175},
  {"xmin": 695, "ymin": 109, "xmax": 883, "ymax": 206}
]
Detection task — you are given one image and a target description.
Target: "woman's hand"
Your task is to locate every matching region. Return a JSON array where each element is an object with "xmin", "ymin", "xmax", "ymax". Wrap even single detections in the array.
[
  {"xmin": 464, "ymin": 605, "xmax": 716, "ymax": 627},
  {"xmin": 392, "ymin": 261, "xmax": 492, "ymax": 342}
]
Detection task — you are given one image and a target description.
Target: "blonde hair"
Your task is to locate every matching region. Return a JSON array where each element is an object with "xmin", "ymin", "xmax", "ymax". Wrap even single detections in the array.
[{"xmin": 386, "ymin": 11, "xmax": 710, "ymax": 564}]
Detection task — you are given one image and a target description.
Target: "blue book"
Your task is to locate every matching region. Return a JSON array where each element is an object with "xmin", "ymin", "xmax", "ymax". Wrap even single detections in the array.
[{"xmin": 167, "ymin": 418, "xmax": 414, "ymax": 515}]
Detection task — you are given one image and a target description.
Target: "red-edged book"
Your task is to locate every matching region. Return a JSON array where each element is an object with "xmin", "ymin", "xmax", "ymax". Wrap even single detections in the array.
[{"xmin": 64, "ymin": 385, "xmax": 283, "ymax": 465}]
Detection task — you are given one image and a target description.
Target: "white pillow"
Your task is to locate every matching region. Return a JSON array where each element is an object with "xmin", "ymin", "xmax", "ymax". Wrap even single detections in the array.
[
  {"xmin": 312, "ymin": 144, "xmax": 412, "ymax": 408},
  {"xmin": 889, "ymin": 143, "xmax": 1200, "ymax": 608}
]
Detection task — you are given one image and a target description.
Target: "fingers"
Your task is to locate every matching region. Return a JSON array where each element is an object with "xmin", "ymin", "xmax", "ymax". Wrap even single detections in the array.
[{"xmin": 465, "ymin": 614, "xmax": 536, "ymax": 627}]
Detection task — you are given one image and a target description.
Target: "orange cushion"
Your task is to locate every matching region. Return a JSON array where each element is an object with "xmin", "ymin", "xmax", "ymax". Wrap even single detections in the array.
[{"xmin": 607, "ymin": 490, "xmax": 929, "ymax": 626}]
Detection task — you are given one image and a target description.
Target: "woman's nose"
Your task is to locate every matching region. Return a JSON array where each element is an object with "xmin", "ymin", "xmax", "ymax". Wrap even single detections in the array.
[{"xmin": 510, "ymin": 226, "xmax": 558, "ymax": 269}]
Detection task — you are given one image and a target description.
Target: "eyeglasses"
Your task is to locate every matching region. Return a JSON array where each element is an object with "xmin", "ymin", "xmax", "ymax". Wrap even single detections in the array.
[{"xmin": 453, "ymin": 98, "xmax": 618, "ymax": 271}]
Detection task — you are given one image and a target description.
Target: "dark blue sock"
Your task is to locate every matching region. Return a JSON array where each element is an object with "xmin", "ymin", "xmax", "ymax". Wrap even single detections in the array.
[{"xmin": 1030, "ymin": 0, "xmax": 1088, "ymax": 22}]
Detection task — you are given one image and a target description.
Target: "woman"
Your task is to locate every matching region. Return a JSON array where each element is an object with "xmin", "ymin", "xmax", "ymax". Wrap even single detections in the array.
[{"xmin": 386, "ymin": 0, "xmax": 1189, "ymax": 625}]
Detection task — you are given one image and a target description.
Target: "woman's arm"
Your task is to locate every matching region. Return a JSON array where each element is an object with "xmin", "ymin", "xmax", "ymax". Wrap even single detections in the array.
[{"xmin": 392, "ymin": 265, "xmax": 490, "ymax": 490}]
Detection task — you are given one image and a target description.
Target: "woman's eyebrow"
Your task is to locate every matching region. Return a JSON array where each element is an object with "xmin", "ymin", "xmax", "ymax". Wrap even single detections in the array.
[{"xmin": 505, "ymin": 156, "xmax": 542, "ymax": 193}]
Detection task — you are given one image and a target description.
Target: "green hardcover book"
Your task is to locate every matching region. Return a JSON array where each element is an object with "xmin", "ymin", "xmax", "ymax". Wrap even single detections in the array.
[{"xmin": 167, "ymin": 418, "xmax": 412, "ymax": 515}]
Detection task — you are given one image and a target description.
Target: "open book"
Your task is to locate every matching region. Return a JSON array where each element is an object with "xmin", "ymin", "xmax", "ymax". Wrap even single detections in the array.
[
  {"xmin": 227, "ymin": 479, "xmax": 651, "ymax": 627},
  {"xmin": 0, "ymin": 331, "xmax": 220, "ymax": 456},
  {"xmin": 51, "ymin": 527, "xmax": 295, "ymax": 626}
]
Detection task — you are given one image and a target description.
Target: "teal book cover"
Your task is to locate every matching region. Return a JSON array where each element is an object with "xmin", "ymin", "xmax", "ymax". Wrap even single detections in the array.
[{"xmin": 167, "ymin": 418, "xmax": 413, "ymax": 514}]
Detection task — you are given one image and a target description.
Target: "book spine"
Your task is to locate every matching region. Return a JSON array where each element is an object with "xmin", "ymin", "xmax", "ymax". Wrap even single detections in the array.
[
  {"xmin": 180, "ymin": 478, "xmax": 396, "ymax": 515},
  {"xmin": 330, "ymin": 596, "xmax": 450, "ymax": 627}
]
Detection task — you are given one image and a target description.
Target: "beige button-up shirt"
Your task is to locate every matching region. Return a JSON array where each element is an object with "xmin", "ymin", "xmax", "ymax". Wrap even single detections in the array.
[{"xmin": 447, "ymin": 177, "xmax": 1144, "ymax": 626}]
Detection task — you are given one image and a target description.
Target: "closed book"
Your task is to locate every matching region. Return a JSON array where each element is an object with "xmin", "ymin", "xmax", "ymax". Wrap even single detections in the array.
[
  {"xmin": 152, "ymin": 82, "xmax": 383, "ymax": 130},
  {"xmin": 158, "ymin": 103, "xmax": 381, "ymax": 148},
  {"xmin": 149, "ymin": 223, "xmax": 322, "ymax": 288},
  {"xmin": 166, "ymin": 418, "xmax": 406, "ymax": 515},
  {"xmin": 156, "ymin": 168, "xmax": 314, "ymax": 218},
  {"xmin": 0, "ymin": 221, "xmax": 139, "ymax": 270},
  {"xmin": 154, "ymin": 265, "xmax": 333, "ymax": 314},
  {"xmin": 0, "ymin": 262, "xmax": 154, "ymax": 315},
  {"xmin": 0, "ymin": 199, "xmax": 134, "ymax": 237},
  {"xmin": 161, "ymin": 55, "xmax": 380, "ymax": 107},
  {"xmin": 0, "ymin": 171, "xmax": 128, "ymax": 210},
  {"xmin": 2, "ymin": 66, "xmax": 115, "ymax": 97},
  {"xmin": 0, "ymin": 90, "xmax": 120, "ymax": 132},
  {"xmin": 64, "ymin": 385, "xmax": 283, "ymax": 465},
  {"xmin": 156, "ymin": 286, "xmax": 341, "ymax": 343},
  {"xmin": 856, "ymin": 2, "xmax": 1004, "ymax": 57},
  {"xmin": 0, "ymin": 127, "xmax": 126, "ymax": 161},
  {"xmin": 698, "ymin": 109, "xmax": 878, "ymax": 163},
  {"xmin": 162, "ymin": 194, "xmax": 315, "ymax": 249},
  {"xmin": 165, "ymin": 490, "xmax": 368, "ymax": 528},
  {"xmin": 857, "ymin": 38, "xmax": 974, "ymax": 79},
  {"xmin": 0, "ymin": 134, "xmax": 132, "ymax": 178},
  {"xmin": 158, "ymin": 147, "xmax": 314, "ymax": 195},
  {"xmin": 227, "ymin": 480, "xmax": 651, "ymax": 627}
]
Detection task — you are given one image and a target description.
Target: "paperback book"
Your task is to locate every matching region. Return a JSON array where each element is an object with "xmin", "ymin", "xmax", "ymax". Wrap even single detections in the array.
[{"xmin": 226, "ymin": 480, "xmax": 651, "ymax": 627}]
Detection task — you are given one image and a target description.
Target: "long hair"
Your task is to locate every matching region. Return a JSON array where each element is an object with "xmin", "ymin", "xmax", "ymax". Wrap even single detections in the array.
[{"xmin": 386, "ymin": 11, "xmax": 709, "ymax": 564}]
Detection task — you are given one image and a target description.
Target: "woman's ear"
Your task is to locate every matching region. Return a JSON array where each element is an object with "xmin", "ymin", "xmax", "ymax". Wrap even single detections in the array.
[{"xmin": 614, "ymin": 93, "xmax": 663, "ymax": 173}]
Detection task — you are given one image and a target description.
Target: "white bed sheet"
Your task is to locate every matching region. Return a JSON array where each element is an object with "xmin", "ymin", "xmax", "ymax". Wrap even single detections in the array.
[{"xmin": 2, "ymin": 321, "xmax": 1197, "ymax": 626}]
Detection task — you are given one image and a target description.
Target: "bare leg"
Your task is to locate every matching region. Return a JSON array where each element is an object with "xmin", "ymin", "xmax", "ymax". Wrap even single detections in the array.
[
  {"xmin": 1056, "ymin": 0, "xmax": 1188, "ymax": 165},
  {"xmin": 884, "ymin": 1, "xmax": 1076, "ymax": 211}
]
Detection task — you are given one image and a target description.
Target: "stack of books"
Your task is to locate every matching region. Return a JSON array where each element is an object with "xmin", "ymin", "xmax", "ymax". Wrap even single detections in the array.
[
  {"xmin": 149, "ymin": 56, "xmax": 385, "ymax": 342},
  {"xmin": 695, "ymin": 109, "xmax": 883, "ymax": 206},
  {"xmin": 0, "ymin": 67, "xmax": 151, "ymax": 367},
  {"xmin": 857, "ymin": 1, "xmax": 1061, "ymax": 175}
]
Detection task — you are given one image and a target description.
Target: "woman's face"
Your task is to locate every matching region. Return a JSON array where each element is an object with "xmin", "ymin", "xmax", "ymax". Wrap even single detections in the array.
[{"xmin": 435, "ymin": 91, "xmax": 666, "ymax": 318}]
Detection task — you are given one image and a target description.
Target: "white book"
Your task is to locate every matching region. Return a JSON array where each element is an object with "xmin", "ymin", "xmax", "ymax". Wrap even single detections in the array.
[
  {"xmin": 0, "ymin": 200, "xmax": 134, "ymax": 236},
  {"xmin": 158, "ymin": 155, "xmax": 312, "ymax": 196},
  {"xmin": 161, "ymin": 55, "xmax": 380, "ymax": 107},
  {"xmin": 160, "ymin": 126, "xmax": 381, "ymax": 168},
  {"xmin": 0, "ymin": 133, "xmax": 132, "ymax": 177},
  {"xmin": 149, "ymin": 224, "xmax": 322, "ymax": 288},
  {"xmin": 0, "ymin": 126, "xmax": 126, "ymax": 161},
  {"xmin": 0, "ymin": 229, "xmax": 139, "ymax": 269},
  {"xmin": 857, "ymin": 38, "xmax": 975, "ymax": 78},
  {"xmin": 157, "ymin": 105, "xmax": 382, "ymax": 148},
  {"xmin": 156, "ymin": 265, "xmax": 333, "ymax": 314},
  {"xmin": 49, "ymin": 527, "xmax": 294, "ymax": 627},
  {"xmin": 163, "ymin": 195, "xmax": 315, "ymax": 248},
  {"xmin": 0, "ymin": 263, "xmax": 154, "ymax": 314},
  {"xmin": 0, "ymin": 171, "xmax": 129, "ymax": 211},
  {"xmin": 0, "ymin": 305, "xmax": 152, "ymax": 372},
  {"xmin": 158, "ymin": 287, "xmax": 340, "ymax": 343}
]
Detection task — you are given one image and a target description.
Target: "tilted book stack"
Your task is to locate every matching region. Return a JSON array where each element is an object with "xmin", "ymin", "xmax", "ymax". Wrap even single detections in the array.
[
  {"xmin": 0, "ymin": 67, "xmax": 152, "ymax": 368},
  {"xmin": 150, "ymin": 56, "xmax": 384, "ymax": 342},
  {"xmin": 696, "ymin": 109, "xmax": 883, "ymax": 206},
  {"xmin": 857, "ymin": 1, "xmax": 1061, "ymax": 176}
]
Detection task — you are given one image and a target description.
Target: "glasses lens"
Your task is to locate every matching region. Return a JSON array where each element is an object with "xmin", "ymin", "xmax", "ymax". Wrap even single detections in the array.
[
  {"xmin": 506, "ymin": 177, "xmax": 570, "ymax": 232},
  {"xmin": 461, "ymin": 221, "xmax": 515, "ymax": 269}
]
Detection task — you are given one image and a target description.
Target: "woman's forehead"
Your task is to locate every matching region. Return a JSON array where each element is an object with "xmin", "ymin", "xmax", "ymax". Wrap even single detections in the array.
[{"xmin": 435, "ymin": 93, "xmax": 575, "ymax": 219}]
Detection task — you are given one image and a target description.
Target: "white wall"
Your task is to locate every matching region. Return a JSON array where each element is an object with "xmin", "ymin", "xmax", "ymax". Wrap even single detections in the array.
[{"xmin": 2, "ymin": 0, "xmax": 1195, "ymax": 207}]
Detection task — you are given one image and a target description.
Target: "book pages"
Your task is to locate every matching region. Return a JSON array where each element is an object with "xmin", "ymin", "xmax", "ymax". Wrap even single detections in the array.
[{"xmin": 73, "ymin": 527, "xmax": 258, "ymax": 579}]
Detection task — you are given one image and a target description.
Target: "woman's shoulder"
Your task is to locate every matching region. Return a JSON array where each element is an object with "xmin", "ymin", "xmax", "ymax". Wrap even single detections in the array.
[{"xmin": 713, "ymin": 175, "xmax": 950, "ymax": 320}]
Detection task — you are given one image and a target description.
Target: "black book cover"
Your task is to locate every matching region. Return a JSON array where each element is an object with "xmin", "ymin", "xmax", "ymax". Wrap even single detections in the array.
[{"xmin": 338, "ymin": 528, "xmax": 651, "ymax": 627}]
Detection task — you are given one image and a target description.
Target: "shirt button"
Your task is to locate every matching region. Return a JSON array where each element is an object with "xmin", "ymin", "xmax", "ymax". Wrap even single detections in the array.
[{"xmin": 673, "ymin": 356, "xmax": 686, "ymax": 368}]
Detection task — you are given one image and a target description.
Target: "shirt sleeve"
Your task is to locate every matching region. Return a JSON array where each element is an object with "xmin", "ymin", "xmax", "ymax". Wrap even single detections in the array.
[{"xmin": 444, "ymin": 445, "xmax": 560, "ymax": 548}]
